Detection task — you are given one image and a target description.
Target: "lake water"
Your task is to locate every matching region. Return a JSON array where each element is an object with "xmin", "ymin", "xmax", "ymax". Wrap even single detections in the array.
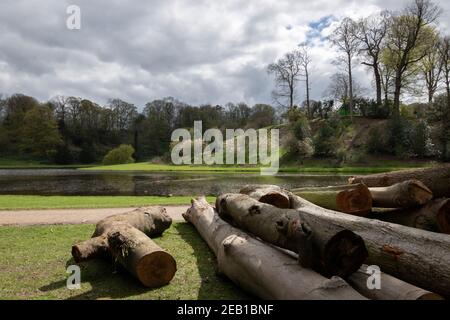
[{"xmin": 0, "ymin": 169, "xmax": 352, "ymax": 196}]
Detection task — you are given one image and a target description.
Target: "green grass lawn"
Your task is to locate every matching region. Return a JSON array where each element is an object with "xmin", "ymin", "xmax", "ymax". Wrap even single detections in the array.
[
  {"xmin": 83, "ymin": 163, "xmax": 263, "ymax": 172},
  {"xmin": 0, "ymin": 158, "xmax": 94, "ymax": 169},
  {"xmin": 0, "ymin": 155, "xmax": 435, "ymax": 173},
  {"xmin": 82, "ymin": 161, "xmax": 433, "ymax": 174},
  {"xmin": 0, "ymin": 196, "xmax": 216, "ymax": 210},
  {"xmin": 0, "ymin": 223, "xmax": 249, "ymax": 300}
]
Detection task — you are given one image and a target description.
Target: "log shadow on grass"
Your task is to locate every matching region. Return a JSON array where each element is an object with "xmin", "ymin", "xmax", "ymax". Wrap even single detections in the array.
[
  {"xmin": 173, "ymin": 223, "xmax": 251, "ymax": 300},
  {"xmin": 39, "ymin": 222, "xmax": 250, "ymax": 300},
  {"xmin": 39, "ymin": 257, "xmax": 156, "ymax": 300}
]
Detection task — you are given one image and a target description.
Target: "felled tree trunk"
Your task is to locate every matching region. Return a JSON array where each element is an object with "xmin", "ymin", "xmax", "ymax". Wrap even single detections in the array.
[
  {"xmin": 278, "ymin": 248, "xmax": 442, "ymax": 300},
  {"xmin": 349, "ymin": 165, "xmax": 450, "ymax": 198},
  {"xmin": 368, "ymin": 180, "xmax": 433, "ymax": 208},
  {"xmin": 240, "ymin": 185, "xmax": 291, "ymax": 209},
  {"xmin": 72, "ymin": 207, "xmax": 177, "ymax": 287},
  {"xmin": 347, "ymin": 265, "xmax": 442, "ymax": 300},
  {"xmin": 216, "ymin": 193, "xmax": 368, "ymax": 278},
  {"xmin": 183, "ymin": 197, "xmax": 366, "ymax": 300},
  {"xmin": 239, "ymin": 185, "xmax": 450, "ymax": 297},
  {"xmin": 291, "ymin": 184, "xmax": 372, "ymax": 216},
  {"xmin": 286, "ymin": 189, "xmax": 450, "ymax": 298},
  {"xmin": 368, "ymin": 198, "xmax": 450, "ymax": 234}
]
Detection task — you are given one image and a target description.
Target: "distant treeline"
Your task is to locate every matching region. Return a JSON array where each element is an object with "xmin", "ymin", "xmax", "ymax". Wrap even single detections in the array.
[{"xmin": 0, "ymin": 94, "xmax": 277, "ymax": 164}]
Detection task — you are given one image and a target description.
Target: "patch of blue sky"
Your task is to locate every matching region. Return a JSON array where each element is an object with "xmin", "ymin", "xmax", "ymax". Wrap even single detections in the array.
[{"xmin": 303, "ymin": 15, "xmax": 336, "ymax": 45}]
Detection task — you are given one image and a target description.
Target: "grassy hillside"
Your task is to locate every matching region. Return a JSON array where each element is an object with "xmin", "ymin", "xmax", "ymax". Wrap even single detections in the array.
[{"xmin": 280, "ymin": 116, "xmax": 438, "ymax": 168}]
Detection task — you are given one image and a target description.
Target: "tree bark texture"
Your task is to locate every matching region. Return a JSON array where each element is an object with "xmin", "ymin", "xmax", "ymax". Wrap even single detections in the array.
[
  {"xmin": 183, "ymin": 197, "xmax": 366, "ymax": 300},
  {"xmin": 217, "ymin": 193, "xmax": 368, "ymax": 278},
  {"xmin": 72, "ymin": 207, "xmax": 176, "ymax": 287},
  {"xmin": 349, "ymin": 166, "xmax": 450, "ymax": 198}
]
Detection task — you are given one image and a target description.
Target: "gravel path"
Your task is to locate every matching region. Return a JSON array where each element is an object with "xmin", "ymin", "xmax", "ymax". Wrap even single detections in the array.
[{"xmin": 0, "ymin": 206, "xmax": 189, "ymax": 226}]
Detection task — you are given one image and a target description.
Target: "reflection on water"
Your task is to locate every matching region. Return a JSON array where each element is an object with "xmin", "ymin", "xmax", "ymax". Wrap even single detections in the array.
[{"xmin": 0, "ymin": 169, "xmax": 351, "ymax": 196}]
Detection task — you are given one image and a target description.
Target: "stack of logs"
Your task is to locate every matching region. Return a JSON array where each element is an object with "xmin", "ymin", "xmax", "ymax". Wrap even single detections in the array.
[{"xmin": 183, "ymin": 165, "xmax": 450, "ymax": 299}]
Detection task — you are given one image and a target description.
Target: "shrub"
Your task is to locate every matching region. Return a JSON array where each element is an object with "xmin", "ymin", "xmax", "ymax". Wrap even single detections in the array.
[
  {"xmin": 367, "ymin": 127, "xmax": 387, "ymax": 154},
  {"xmin": 313, "ymin": 120, "xmax": 340, "ymax": 157},
  {"xmin": 355, "ymin": 98, "xmax": 391, "ymax": 119},
  {"xmin": 102, "ymin": 144, "xmax": 135, "ymax": 165},
  {"xmin": 287, "ymin": 135, "xmax": 314, "ymax": 159},
  {"xmin": 284, "ymin": 106, "xmax": 304, "ymax": 123},
  {"xmin": 298, "ymin": 138, "xmax": 314, "ymax": 157},
  {"xmin": 389, "ymin": 119, "xmax": 412, "ymax": 158},
  {"xmin": 290, "ymin": 113, "xmax": 310, "ymax": 140},
  {"xmin": 427, "ymin": 94, "xmax": 450, "ymax": 160},
  {"xmin": 367, "ymin": 101, "xmax": 391, "ymax": 119},
  {"xmin": 386, "ymin": 117, "xmax": 433, "ymax": 158},
  {"xmin": 411, "ymin": 120, "xmax": 433, "ymax": 158}
]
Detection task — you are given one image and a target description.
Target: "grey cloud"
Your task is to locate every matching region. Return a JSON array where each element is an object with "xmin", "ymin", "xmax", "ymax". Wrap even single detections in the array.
[{"xmin": 0, "ymin": 0, "xmax": 449, "ymax": 109}]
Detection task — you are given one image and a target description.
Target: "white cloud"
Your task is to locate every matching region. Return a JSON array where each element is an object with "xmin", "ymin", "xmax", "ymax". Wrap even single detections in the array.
[{"xmin": 0, "ymin": 0, "xmax": 449, "ymax": 108}]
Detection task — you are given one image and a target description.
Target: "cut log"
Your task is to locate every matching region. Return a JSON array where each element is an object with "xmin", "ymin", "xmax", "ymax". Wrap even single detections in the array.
[
  {"xmin": 285, "ymin": 188, "xmax": 450, "ymax": 298},
  {"xmin": 348, "ymin": 265, "xmax": 443, "ymax": 300},
  {"xmin": 368, "ymin": 180, "xmax": 433, "ymax": 208},
  {"xmin": 239, "ymin": 185, "xmax": 450, "ymax": 297},
  {"xmin": 368, "ymin": 198, "xmax": 450, "ymax": 234},
  {"xmin": 349, "ymin": 165, "xmax": 450, "ymax": 198},
  {"xmin": 72, "ymin": 207, "xmax": 176, "ymax": 287},
  {"xmin": 291, "ymin": 184, "xmax": 372, "ymax": 216},
  {"xmin": 183, "ymin": 197, "xmax": 366, "ymax": 300},
  {"xmin": 216, "ymin": 193, "xmax": 368, "ymax": 278},
  {"xmin": 240, "ymin": 185, "xmax": 291, "ymax": 209},
  {"xmin": 276, "ymin": 248, "xmax": 443, "ymax": 300}
]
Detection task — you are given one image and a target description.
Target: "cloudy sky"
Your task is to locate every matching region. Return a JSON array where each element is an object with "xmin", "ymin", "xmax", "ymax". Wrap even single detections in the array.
[{"xmin": 0, "ymin": 0, "xmax": 449, "ymax": 109}]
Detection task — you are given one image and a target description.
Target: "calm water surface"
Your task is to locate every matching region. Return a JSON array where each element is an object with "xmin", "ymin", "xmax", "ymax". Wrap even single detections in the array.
[{"xmin": 0, "ymin": 169, "xmax": 352, "ymax": 196}]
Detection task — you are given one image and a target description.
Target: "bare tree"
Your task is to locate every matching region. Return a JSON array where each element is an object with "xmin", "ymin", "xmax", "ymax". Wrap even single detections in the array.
[
  {"xmin": 326, "ymin": 72, "xmax": 364, "ymax": 107},
  {"xmin": 298, "ymin": 44, "xmax": 312, "ymax": 117},
  {"xmin": 421, "ymin": 33, "xmax": 443, "ymax": 103},
  {"xmin": 330, "ymin": 17, "xmax": 360, "ymax": 120},
  {"xmin": 50, "ymin": 95, "xmax": 70, "ymax": 123},
  {"xmin": 267, "ymin": 50, "xmax": 304, "ymax": 110},
  {"xmin": 108, "ymin": 98, "xmax": 138, "ymax": 131},
  {"xmin": 66, "ymin": 96, "xmax": 82, "ymax": 126},
  {"xmin": 327, "ymin": 73, "xmax": 350, "ymax": 104},
  {"xmin": 385, "ymin": 0, "xmax": 441, "ymax": 119},
  {"xmin": 379, "ymin": 62, "xmax": 395, "ymax": 104},
  {"xmin": 355, "ymin": 12, "xmax": 390, "ymax": 105}
]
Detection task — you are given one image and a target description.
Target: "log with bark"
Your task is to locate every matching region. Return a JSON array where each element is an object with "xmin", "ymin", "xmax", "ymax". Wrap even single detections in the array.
[
  {"xmin": 240, "ymin": 185, "xmax": 291, "ymax": 209},
  {"xmin": 239, "ymin": 185, "xmax": 450, "ymax": 297},
  {"xmin": 347, "ymin": 265, "xmax": 443, "ymax": 300},
  {"xmin": 277, "ymin": 247, "xmax": 442, "ymax": 300},
  {"xmin": 183, "ymin": 196, "xmax": 366, "ymax": 300},
  {"xmin": 288, "ymin": 190, "xmax": 450, "ymax": 298},
  {"xmin": 216, "ymin": 193, "xmax": 368, "ymax": 278},
  {"xmin": 348, "ymin": 165, "xmax": 450, "ymax": 198},
  {"xmin": 72, "ymin": 207, "xmax": 177, "ymax": 287},
  {"xmin": 368, "ymin": 198, "xmax": 450, "ymax": 234},
  {"xmin": 290, "ymin": 184, "xmax": 372, "ymax": 216},
  {"xmin": 368, "ymin": 180, "xmax": 433, "ymax": 208}
]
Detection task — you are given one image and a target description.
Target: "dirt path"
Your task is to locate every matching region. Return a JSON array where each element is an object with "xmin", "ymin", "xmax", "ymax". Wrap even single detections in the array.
[{"xmin": 0, "ymin": 206, "xmax": 190, "ymax": 226}]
